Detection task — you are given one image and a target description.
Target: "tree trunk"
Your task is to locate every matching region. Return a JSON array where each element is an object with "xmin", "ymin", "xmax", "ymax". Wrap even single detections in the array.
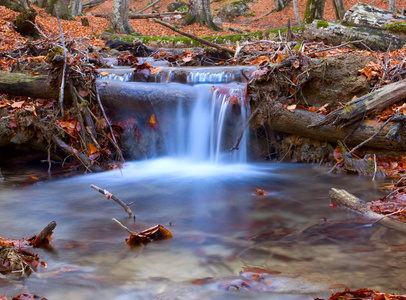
[
  {"xmin": 274, "ymin": 0, "xmax": 290, "ymax": 11},
  {"xmin": 111, "ymin": 0, "xmax": 138, "ymax": 35},
  {"xmin": 343, "ymin": 3, "xmax": 406, "ymax": 30},
  {"xmin": 331, "ymin": 0, "xmax": 345, "ymax": 19},
  {"xmin": 303, "ymin": 0, "xmax": 326, "ymax": 23},
  {"xmin": 184, "ymin": 0, "xmax": 220, "ymax": 31},
  {"xmin": 389, "ymin": 0, "xmax": 397, "ymax": 13},
  {"xmin": 41, "ymin": 0, "xmax": 75, "ymax": 20},
  {"xmin": 70, "ymin": 0, "xmax": 82, "ymax": 16},
  {"xmin": 293, "ymin": 0, "xmax": 301, "ymax": 24},
  {"xmin": 0, "ymin": 0, "xmax": 28, "ymax": 12}
]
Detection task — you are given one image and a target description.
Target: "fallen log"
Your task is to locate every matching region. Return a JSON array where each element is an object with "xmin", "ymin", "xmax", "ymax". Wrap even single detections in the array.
[
  {"xmin": 308, "ymin": 79, "xmax": 406, "ymax": 128},
  {"xmin": 153, "ymin": 18, "xmax": 236, "ymax": 55},
  {"xmin": 301, "ymin": 20, "xmax": 406, "ymax": 51},
  {"xmin": 343, "ymin": 2, "xmax": 406, "ymax": 30},
  {"xmin": 266, "ymin": 105, "xmax": 406, "ymax": 152},
  {"xmin": 0, "ymin": 71, "xmax": 59, "ymax": 99},
  {"xmin": 94, "ymin": 12, "xmax": 186, "ymax": 19},
  {"xmin": 330, "ymin": 188, "xmax": 406, "ymax": 233}
]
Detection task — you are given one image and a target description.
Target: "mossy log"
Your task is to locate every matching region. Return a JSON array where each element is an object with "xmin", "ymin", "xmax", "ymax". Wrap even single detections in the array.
[
  {"xmin": 309, "ymin": 78, "xmax": 406, "ymax": 128},
  {"xmin": 343, "ymin": 2, "xmax": 406, "ymax": 31},
  {"xmin": 330, "ymin": 188, "xmax": 406, "ymax": 233},
  {"xmin": 0, "ymin": 71, "xmax": 59, "ymax": 99},
  {"xmin": 302, "ymin": 20, "xmax": 406, "ymax": 51}
]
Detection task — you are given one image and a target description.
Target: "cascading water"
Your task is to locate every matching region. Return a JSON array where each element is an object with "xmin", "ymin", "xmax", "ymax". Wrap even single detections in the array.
[{"xmin": 97, "ymin": 66, "xmax": 255, "ymax": 163}]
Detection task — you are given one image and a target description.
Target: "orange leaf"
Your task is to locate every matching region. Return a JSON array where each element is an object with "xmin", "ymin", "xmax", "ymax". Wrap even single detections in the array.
[
  {"xmin": 88, "ymin": 143, "xmax": 98, "ymax": 155},
  {"xmin": 151, "ymin": 67, "xmax": 162, "ymax": 74},
  {"xmin": 11, "ymin": 100, "xmax": 25, "ymax": 108},
  {"xmin": 254, "ymin": 189, "xmax": 269, "ymax": 195}
]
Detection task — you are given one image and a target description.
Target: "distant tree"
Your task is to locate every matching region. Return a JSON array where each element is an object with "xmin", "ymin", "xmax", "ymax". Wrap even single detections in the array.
[
  {"xmin": 389, "ymin": 0, "xmax": 396, "ymax": 13},
  {"xmin": 303, "ymin": 0, "xmax": 326, "ymax": 23},
  {"xmin": 70, "ymin": 0, "xmax": 82, "ymax": 16},
  {"xmin": 37, "ymin": 0, "xmax": 75, "ymax": 20},
  {"xmin": 331, "ymin": 0, "xmax": 345, "ymax": 19},
  {"xmin": 0, "ymin": 0, "xmax": 29, "ymax": 12},
  {"xmin": 293, "ymin": 0, "xmax": 301, "ymax": 24},
  {"xmin": 110, "ymin": 0, "xmax": 138, "ymax": 34},
  {"xmin": 274, "ymin": 0, "xmax": 290, "ymax": 11},
  {"xmin": 184, "ymin": 0, "xmax": 220, "ymax": 31}
]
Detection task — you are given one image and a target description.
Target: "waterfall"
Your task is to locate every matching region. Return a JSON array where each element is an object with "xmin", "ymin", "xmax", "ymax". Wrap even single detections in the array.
[{"xmin": 97, "ymin": 66, "xmax": 255, "ymax": 164}]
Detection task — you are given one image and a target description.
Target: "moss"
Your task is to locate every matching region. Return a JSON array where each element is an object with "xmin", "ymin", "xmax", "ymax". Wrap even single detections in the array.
[
  {"xmin": 292, "ymin": 25, "xmax": 307, "ymax": 33},
  {"xmin": 386, "ymin": 22, "xmax": 406, "ymax": 34},
  {"xmin": 231, "ymin": 0, "xmax": 247, "ymax": 5},
  {"xmin": 316, "ymin": 21, "xmax": 329, "ymax": 29}
]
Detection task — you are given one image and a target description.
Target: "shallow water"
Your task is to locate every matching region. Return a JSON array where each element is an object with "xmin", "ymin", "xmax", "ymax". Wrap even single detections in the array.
[{"xmin": 1, "ymin": 159, "xmax": 404, "ymax": 299}]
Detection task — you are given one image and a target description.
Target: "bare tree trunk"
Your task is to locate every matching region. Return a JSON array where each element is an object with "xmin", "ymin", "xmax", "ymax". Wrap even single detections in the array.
[
  {"xmin": 274, "ymin": 0, "xmax": 290, "ymax": 11},
  {"xmin": 111, "ymin": 0, "xmax": 137, "ymax": 34},
  {"xmin": 303, "ymin": 0, "xmax": 326, "ymax": 23},
  {"xmin": 389, "ymin": 0, "xmax": 397, "ymax": 13},
  {"xmin": 293, "ymin": 0, "xmax": 301, "ymax": 24},
  {"xmin": 331, "ymin": 0, "xmax": 345, "ymax": 19},
  {"xmin": 184, "ymin": 0, "xmax": 220, "ymax": 31},
  {"xmin": 70, "ymin": 0, "xmax": 82, "ymax": 16}
]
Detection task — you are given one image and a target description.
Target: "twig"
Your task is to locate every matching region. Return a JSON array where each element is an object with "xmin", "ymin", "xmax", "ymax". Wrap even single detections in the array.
[
  {"xmin": 230, "ymin": 106, "xmax": 260, "ymax": 151},
  {"xmin": 348, "ymin": 116, "xmax": 394, "ymax": 155},
  {"xmin": 372, "ymin": 208, "xmax": 405, "ymax": 225},
  {"xmin": 250, "ymin": 8, "xmax": 277, "ymax": 22},
  {"xmin": 153, "ymin": 18, "xmax": 235, "ymax": 55},
  {"xmin": 112, "ymin": 218, "xmax": 135, "ymax": 234},
  {"xmin": 138, "ymin": 0, "xmax": 160, "ymax": 13},
  {"xmin": 306, "ymin": 40, "xmax": 364, "ymax": 56},
  {"xmin": 90, "ymin": 184, "xmax": 135, "ymax": 219},
  {"xmin": 54, "ymin": 5, "xmax": 67, "ymax": 116},
  {"xmin": 26, "ymin": 20, "xmax": 48, "ymax": 39},
  {"xmin": 95, "ymin": 90, "xmax": 125, "ymax": 164}
]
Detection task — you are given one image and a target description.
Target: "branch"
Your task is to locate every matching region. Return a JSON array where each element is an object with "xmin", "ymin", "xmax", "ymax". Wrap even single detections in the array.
[
  {"xmin": 153, "ymin": 18, "xmax": 235, "ymax": 55},
  {"xmin": 330, "ymin": 188, "xmax": 406, "ymax": 233},
  {"xmin": 90, "ymin": 184, "xmax": 135, "ymax": 219},
  {"xmin": 54, "ymin": 4, "xmax": 67, "ymax": 116},
  {"xmin": 139, "ymin": 0, "xmax": 160, "ymax": 13}
]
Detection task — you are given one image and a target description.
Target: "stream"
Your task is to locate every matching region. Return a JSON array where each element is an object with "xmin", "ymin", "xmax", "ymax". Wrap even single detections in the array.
[
  {"xmin": 1, "ymin": 65, "xmax": 406, "ymax": 299},
  {"xmin": 1, "ymin": 161, "xmax": 404, "ymax": 299}
]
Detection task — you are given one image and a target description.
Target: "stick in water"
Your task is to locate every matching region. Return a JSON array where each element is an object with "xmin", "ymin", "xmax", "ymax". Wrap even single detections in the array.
[{"xmin": 90, "ymin": 184, "xmax": 135, "ymax": 219}]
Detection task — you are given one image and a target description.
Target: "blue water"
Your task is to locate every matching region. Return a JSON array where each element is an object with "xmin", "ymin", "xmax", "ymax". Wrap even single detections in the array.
[{"xmin": 0, "ymin": 159, "xmax": 402, "ymax": 299}]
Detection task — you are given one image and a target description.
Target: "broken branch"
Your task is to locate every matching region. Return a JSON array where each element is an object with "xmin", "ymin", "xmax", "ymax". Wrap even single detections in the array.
[
  {"xmin": 153, "ymin": 18, "xmax": 235, "ymax": 55},
  {"xmin": 330, "ymin": 188, "xmax": 406, "ymax": 233},
  {"xmin": 90, "ymin": 184, "xmax": 135, "ymax": 218}
]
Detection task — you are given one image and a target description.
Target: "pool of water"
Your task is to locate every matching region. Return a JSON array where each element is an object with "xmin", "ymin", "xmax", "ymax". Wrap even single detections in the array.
[{"xmin": 0, "ymin": 159, "xmax": 404, "ymax": 299}]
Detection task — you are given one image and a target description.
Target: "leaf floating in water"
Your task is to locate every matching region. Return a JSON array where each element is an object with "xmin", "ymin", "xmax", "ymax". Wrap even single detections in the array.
[
  {"xmin": 126, "ymin": 225, "xmax": 172, "ymax": 246},
  {"xmin": 254, "ymin": 189, "xmax": 269, "ymax": 196}
]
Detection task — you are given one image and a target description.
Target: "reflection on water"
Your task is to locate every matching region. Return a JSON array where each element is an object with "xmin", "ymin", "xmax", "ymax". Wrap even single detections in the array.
[{"xmin": 0, "ymin": 159, "xmax": 403, "ymax": 299}]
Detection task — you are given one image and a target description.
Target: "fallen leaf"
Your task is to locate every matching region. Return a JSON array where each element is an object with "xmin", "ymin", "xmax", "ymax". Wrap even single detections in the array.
[{"xmin": 254, "ymin": 189, "xmax": 269, "ymax": 195}]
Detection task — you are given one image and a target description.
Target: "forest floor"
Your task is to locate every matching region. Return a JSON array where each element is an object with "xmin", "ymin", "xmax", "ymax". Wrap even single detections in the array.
[{"xmin": 0, "ymin": 0, "xmax": 395, "ymax": 52}]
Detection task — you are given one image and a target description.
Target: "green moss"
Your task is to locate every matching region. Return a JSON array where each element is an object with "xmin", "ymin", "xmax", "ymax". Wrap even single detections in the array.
[
  {"xmin": 386, "ymin": 22, "xmax": 406, "ymax": 34},
  {"xmin": 316, "ymin": 21, "xmax": 329, "ymax": 29}
]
